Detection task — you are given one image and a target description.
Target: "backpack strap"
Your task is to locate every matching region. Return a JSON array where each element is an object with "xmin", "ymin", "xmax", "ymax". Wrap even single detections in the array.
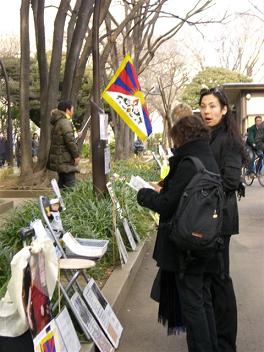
[
  {"xmin": 181, "ymin": 156, "xmax": 221, "ymax": 178},
  {"xmin": 181, "ymin": 156, "xmax": 206, "ymax": 173}
]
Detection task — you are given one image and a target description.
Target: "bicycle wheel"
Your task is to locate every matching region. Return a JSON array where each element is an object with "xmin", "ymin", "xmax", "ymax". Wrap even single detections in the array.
[
  {"xmin": 241, "ymin": 166, "xmax": 254, "ymax": 186},
  {"xmin": 257, "ymin": 162, "xmax": 264, "ymax": 187}
]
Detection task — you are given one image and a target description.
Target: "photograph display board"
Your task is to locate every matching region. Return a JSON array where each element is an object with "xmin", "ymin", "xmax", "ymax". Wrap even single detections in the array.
[
  {"xmin": 51, "ymin": 178, "xmax": 66, "ymax": 210},
  {"xmin": 114, "ymin": 227, "xmax": 128, "ymax": 264},
  {"xmin": 99, "ymin": 113, "xmax": 108, "ymax": 140},
  {"xmin": 83, "ymin": 278, "xmax": 123, "ymax": 348},
  {"xmin": 55, "ymin": 307, "xmax": 81, "ymax": 352},
  {"xmin": 22, "ymin": 250, "xmax": 52, "ymax": 338},
  {"xmin": 106, "ymin": 182, "xmax": 125, "ymax": 219},
  {"xmin": 128, "ymin": 220, "xmax": 141, "ymax": 244},
  {"xmin": 104, "ymin": 146, "xmax": 111, "ymax": 174},
  {"xmin": 33, "ymin": 307, "xmax": 81, "ymax": 352},
  {"xmin": 123, "ymin": 217, "xmax": 140, "ymax": 244},
  {"xmin": 71, "ymin": 293, "xmax": 115, "ymax": 352},
  {"xmin": 106, "ymin": 181, "xmax": 137, "ymax": 250}
]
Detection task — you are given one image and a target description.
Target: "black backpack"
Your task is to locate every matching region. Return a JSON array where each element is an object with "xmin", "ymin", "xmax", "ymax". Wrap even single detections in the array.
[{"xmin": 168, "ymin": 156, "xmax": 224, "ymax": 253}]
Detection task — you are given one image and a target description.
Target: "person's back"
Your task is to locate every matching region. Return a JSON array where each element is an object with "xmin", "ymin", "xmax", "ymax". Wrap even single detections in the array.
[
  {"xmin": 255, "ymin": 121, "xmax": 264, "ymax": 152},
  {"xmin": 47, "ymin": 100, "xmax": 80, "ymax": 189}
]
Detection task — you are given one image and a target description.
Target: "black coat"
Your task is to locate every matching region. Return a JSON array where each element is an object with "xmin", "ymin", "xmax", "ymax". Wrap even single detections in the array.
[
  {"xmin": 209, "ymin": 124, "xmax": 242, "ymax": 236},
  {"xmin": 137, "ymin": 139, "xmax": 219, "ymax": 272},
  {"xmin": 47, "ymin": 109, "xmax": 79, "ymax": 174}
]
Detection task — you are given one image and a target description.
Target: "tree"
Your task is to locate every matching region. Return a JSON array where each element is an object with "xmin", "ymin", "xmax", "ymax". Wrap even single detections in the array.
[
  {"xmin": 181, "ymin": 67, "xmax": 252, "ymax": 109},
  {"xmin": 102, "ymin": 0, "xmax": 226, "ymax": 159},
  {"xmin": 215, "ymin": 15, "xmax": 264, "ymax": 79},
  {"xmin": 20, "ymin": 0, "xmax": 33, "ymax": 176},
  {"xmin": 141, "ymin": 46, "xmax": 189, "ymax": 147},
  {"xmin": 15, "ymin": 0, "xmax": 227, "ymax": 178}
]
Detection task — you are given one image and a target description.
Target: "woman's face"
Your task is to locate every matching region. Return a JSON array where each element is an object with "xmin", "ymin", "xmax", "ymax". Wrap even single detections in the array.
[{"xmin": 199, "ymin": 94, "xmax": 227, "ymax": 128}]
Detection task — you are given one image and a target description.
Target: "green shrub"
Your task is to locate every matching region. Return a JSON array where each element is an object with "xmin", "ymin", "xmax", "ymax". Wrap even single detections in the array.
[
  {"xmin": 0, "ymin": 158, "xmax": 158, "ymax": 296},
  {"xmin": 81, "ymin": 143, "xmax": 90, "ymax": 158}
]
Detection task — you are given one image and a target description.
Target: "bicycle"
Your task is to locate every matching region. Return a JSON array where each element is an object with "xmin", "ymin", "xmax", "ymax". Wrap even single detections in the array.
[{"xmin": 242, "ymin": 152, "xmax": 264, "ymax": 187}]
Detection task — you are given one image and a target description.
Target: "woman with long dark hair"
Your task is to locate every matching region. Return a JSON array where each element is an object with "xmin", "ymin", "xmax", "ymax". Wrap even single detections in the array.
[
  {"xmin": 137, "ymin": 115, "xmax": 220, "ymax": 352},
  {"xmin": 199, "ymin": 87, "xmax": 243, "ymax": 352}
]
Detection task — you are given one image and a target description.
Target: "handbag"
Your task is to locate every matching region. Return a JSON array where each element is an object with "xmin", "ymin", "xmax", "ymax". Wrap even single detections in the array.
[{"xmin": 150, "ymin": 268, "xmax": 161, "ymax": 302}]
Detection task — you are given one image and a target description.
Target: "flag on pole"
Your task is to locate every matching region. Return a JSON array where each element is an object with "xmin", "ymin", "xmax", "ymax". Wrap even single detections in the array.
[{"xmin": 102, "ymin": 54, "xmax": 152, "ymax": 141}]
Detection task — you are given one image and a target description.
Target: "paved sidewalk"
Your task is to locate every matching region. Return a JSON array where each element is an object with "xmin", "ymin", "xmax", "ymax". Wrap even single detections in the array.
[{"xmin": 117, "ymin": 183, "xmax": 264, "ymax": 352}]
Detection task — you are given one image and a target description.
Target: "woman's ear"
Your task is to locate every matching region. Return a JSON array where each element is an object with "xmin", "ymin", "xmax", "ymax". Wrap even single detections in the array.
[{"xmin": 222, "ymin": 105, "xmax": 228, "ymax": 116}]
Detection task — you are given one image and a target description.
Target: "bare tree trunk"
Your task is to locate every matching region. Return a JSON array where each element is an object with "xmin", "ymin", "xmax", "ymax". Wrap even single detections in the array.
[
  {"xmin": 20, "ymin": 0, "xmax": 33, "ymax": 176},
  {"xmin": 0, "ymin": 60, "xmax": 13, "ymax": 166},
  {"xmin": 70, "ymin": 0, "xmax": 111, "ymax": 107},
  {"xmin": 66, "ymin": 0, "xmax": 82, "ymax": 56},
  {"xmin": 37, "ymin": 0, "xmax": 71, "ymax": 170},
  {"xmin": 62, "ymin": 0, "xmax": 94, "ymax": 100},
  {"xmin": 32, "ymin": 0, "xmax": 49, "ymax": 171}
]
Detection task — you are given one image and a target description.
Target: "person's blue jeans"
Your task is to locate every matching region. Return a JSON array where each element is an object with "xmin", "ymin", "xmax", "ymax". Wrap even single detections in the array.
[{"xmin": 246, "ymin": 146, "xmax": 256, "ymax": 174}]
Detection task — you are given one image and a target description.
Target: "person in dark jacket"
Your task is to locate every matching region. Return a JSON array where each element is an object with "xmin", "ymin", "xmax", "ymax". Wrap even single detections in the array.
[
  {"xmin": 137, "ymin": 115, "xmax": 220, "ymax": 352},
  {"xmin": 246, "ymin": 115, "xmax": 262, "ymax": 174},
  {"xmin": 47, "ymin": 100, "xmax": 80, "ymax": 189},
  {"xmin": 246, "ymin": 115, "xmax": 262, "ymax": 149},
  {"xmin": 199, "ymin": 86, "xmax": 243, "ymax": 352},
  {"xmin": 0, "ymin": 131, "xmax": 7, "ymax": 167},
  {"xmin": 255, "ymin": 121, "xmax": 264, "ymax": 152},
  {"xmin": 31, "ymin": 132, "xmax": 39, "ymax": 162}
]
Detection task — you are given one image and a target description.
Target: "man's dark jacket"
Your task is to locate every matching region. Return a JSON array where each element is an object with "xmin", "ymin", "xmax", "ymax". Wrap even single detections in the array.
[
  {"xmin": 255, "ymin": 122, "xmax": 264, "ymax": 151},
  {"xmin": 137, "ymin": 139, "xmax": 219, "ymax": 272},
  {"xmin": 47, "ymin": 109, "xmax": 79, "ymax": 174},
  {"xmin": 246, "ymin": 124, "xmax": 258, "ymax": 148},
  {"xmin": 209, "ymin": 123, "xmax": 242, "ymax": 236}
]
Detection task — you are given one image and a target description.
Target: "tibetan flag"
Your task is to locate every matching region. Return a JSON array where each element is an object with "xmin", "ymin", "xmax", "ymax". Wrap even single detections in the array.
[
  {"xmin": 40, "ymin": 332, "xmax": 56, "ymax": 352},
  {"xmin": 102, "ymin": 54, "xmax": 152, "ymax": 141}
]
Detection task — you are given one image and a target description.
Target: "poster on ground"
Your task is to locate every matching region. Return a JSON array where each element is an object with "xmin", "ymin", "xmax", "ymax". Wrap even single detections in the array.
[
  {"xmin": 33, "ymin": 319, "xmax": 66, "ymax": 352},
  {"xmin": 106, "ymin": 181, "xmax": 137, "ymax": 250},
  {"xmin": 71, "ymin": 293, "xmax": 115, "ymax": 352},
  {"xmin": 33, "ymin": 307, "xmax": 81, "ymax": 352},
  {"xmin": 114, "ymin": 227, "xmax": 128, "ymax": 264},
  {"xmin": 83, "ymin": 279, "xmax": 123, "ymax": 348}
]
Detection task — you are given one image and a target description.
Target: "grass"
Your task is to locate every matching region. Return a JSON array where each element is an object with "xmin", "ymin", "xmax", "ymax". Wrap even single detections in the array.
[{"xmin": 0, "ymin": 157, "xmax": 159, "ymax": 298}]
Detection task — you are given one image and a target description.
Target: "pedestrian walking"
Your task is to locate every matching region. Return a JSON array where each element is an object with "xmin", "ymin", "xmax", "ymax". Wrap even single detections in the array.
[
  {"xmin": 0, "ymin": 131, "xmax": 7, "ymax": 167},
  {"xmin": 47, "ymin": 100, "xmax": 80, "ymax": 189},
  {"xmin": 15, "ymin": 135, "xmax": 22, "ymax": 167},
  {"xmin": 31, "ymin": 132, "xmax": 39, "ymax": 163},
  {"xmin": 137, "ymin": 115, "xmax": 219, "ymax": 352},
  {"xmin": 199, "ymin": 86, "xmax": 244, "ymax": 352}
]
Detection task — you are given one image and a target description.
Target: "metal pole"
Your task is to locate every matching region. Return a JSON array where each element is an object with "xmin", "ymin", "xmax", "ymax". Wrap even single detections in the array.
[
  {"xmin": 91, "ymin": 0, "xmax": 107, "ymax": 196},
  {"xmin": 0, "ymin": 59, "xmax": 13, "ymax": 166}
]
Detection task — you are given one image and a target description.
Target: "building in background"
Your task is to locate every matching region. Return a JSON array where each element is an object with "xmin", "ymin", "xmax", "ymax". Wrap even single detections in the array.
[{"xmin": 223, "ymin": 83, "xmax": 264, "ymax": 133}]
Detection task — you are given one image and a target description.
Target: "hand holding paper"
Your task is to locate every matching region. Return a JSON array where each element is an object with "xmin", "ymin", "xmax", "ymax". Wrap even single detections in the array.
[{"xmin": 127, "ymin": 175, "xmax": 155, "ymax": 192}]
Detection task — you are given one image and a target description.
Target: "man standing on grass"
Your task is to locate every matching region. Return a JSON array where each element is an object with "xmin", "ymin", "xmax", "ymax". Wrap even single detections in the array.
[{"xmin": 47, "ymin": 100, "xmax": 80, "ymax": 189}]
